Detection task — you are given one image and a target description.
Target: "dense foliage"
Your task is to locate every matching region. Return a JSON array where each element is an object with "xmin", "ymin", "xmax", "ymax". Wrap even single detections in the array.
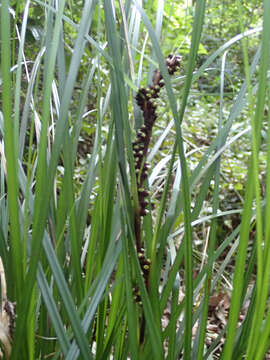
[{"xmin": 0, "ymin": 0, "xmax": 269, "ymax": 359}]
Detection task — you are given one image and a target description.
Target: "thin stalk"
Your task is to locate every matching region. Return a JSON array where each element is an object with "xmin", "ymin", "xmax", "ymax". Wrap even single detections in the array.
[{"xmin": 1, "ymin": 0, "xmax": 23, "ymax": 300}]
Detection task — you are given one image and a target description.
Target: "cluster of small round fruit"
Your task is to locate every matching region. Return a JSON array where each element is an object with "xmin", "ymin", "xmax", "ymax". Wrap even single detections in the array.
[{"xmin": 133, "ymin": 54, "xmax": 181, "ymax": 220}]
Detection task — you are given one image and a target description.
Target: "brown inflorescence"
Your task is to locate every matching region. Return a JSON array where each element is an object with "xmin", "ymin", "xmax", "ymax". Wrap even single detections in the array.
[
  {"xmin": 132, "ymin": 54, "xmax": 181, "ymax": 341},
  {"xmin": 133, "ymin": 54, "xmax": 181, "ymax": 253}
]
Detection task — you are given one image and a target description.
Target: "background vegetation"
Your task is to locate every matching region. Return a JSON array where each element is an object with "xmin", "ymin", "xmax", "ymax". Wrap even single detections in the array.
[{"xmin": 0, "ymin": 0, "xmax": 269, "ymax": 359}]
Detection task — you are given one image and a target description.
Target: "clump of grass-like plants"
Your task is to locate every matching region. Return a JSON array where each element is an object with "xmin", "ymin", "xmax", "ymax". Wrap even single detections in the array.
[{"xmin": 0, "ymin": 0, "xmax": 270, "ymax": 359}]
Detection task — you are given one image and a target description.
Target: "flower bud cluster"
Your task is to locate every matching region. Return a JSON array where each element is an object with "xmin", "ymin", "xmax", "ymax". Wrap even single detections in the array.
[
  {"xmin": 133, "ymin": 248, "xmax": 151, "ymax": 302},
  {"xmin": 133, "ymin": 54, "xmax": 181, "ymax": 223},
  {"xmin": 166, "ymin": 54, "xmax": 181, "ymax": 75},
  {"xmin": 138, "ymin": 249, "xmax": 151, "ymax": 279},
  {"xmin": 133, "ymin": 286, "xmax": 142, "ymax": 304}
]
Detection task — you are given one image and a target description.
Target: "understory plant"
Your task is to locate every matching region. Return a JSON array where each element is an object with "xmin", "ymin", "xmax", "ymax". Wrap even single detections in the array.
[{"xmin": 0, "ymin": 0, "xmax": 269, "ymax": 359}]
